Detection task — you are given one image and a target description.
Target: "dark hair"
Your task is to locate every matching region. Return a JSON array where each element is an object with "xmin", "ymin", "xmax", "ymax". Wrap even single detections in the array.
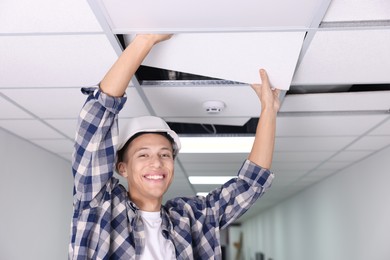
[{"xmin": 116, "ymin": 132, "xmax": 175, "ymax": 171}]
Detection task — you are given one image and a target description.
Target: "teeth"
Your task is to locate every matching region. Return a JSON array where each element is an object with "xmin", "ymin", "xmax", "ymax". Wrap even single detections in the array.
[{"xmin": 145, "ymin": 175, "xmax": 163, "ymax": 180}]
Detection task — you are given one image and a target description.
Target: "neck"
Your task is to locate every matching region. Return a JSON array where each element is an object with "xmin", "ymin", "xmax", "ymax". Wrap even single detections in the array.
[{"xmin": 129, "ymin": 192, "xmax": 162, "ymax": 212}]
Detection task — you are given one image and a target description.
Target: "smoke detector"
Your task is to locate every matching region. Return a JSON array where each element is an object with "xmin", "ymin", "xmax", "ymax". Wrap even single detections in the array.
[{"xmin": 202, "ymin": 100, "xmax": 225, "ymax": 114}]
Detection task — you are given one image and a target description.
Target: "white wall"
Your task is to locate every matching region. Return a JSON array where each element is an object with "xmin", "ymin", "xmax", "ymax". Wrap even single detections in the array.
[
  {"xmin": 0, "ymin": 128, "xmax": 73, "ymax": 260},
  {"xmin": 241, "ymin": 145, "xmax": 390, "ymax": 260}
]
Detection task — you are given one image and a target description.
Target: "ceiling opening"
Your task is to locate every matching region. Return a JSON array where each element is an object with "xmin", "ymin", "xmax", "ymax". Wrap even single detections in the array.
[{"xmin": 167, "ymin": 118, "xmax": 259, "ymax": 135}]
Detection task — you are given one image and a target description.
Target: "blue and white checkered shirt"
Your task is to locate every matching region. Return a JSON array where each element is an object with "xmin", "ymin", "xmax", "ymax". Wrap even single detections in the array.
[{"xmin": 69, "ymin": 87, "xmax": 274, "ymax": 260}]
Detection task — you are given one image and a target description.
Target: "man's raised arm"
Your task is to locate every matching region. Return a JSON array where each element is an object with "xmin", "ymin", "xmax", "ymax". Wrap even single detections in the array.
[
  {"xmin": 248, "ymin": 69, "xmax": 280, "ymax": 169},
  {"xmin": 100, "ymin": 34, "xmax": 172, "ymax": 97}
]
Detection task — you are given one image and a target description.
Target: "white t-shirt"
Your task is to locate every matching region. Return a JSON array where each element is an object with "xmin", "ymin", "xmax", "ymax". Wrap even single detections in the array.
[{"xmin": 139, "ymin": 210, "xmax": 176, "ymax": 260}]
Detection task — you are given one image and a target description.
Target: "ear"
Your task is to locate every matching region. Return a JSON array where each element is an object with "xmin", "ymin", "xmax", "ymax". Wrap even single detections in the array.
[{"xmin": 117, "ymin": 162, "xmax": 128, "ymax": 178}]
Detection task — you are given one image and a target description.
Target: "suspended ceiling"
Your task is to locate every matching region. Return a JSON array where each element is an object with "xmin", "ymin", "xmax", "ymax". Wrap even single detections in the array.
[{"xmin": 1, "ymin": 0, "xmax": 390, "ymax": 221}]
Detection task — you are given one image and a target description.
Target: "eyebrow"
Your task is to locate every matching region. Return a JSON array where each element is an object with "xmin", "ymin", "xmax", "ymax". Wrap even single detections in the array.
[{"xmin": 134, "ymin": 146, "xmax": 172, "ymax": 152}]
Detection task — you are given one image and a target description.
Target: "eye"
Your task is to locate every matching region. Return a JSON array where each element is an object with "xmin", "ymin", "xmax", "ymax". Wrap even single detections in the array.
[
  {"xmin": 160, "ymin": 153, "xmax": 172, "ymax": 158},
  {"xmin": 138, "ymin": 153, "xmax": 148, "ymax": 158}
]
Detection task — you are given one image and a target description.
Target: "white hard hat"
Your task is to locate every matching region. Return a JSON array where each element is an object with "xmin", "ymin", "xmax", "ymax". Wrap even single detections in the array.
[{"xmin": 117, "ymin": 116, "xmax": 181, "ymax": 156}]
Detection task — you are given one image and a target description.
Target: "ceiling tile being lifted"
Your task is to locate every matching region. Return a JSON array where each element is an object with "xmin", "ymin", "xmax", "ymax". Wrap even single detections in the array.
[{"xmin": 139, "ymin": 32, "xmax": 305, "ymax": 89}]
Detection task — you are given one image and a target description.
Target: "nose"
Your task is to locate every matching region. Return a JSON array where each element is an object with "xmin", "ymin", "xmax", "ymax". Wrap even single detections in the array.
[{"xmin": 149, "ymin": 154, "xmax": 163, "ymax": 168}]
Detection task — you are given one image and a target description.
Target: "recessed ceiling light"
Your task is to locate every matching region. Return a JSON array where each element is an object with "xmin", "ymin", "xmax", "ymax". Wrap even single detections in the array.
[
  {"xmin": 196, "ymin": 192, "xmax": 209, "ymax": 197},
  {"xmin": 189, "ymin": 176, "xmax": 234, "ymax": 184},
  {"xmin": 179, "ymin": 136, "xmax": 254, "ymax": 153}
]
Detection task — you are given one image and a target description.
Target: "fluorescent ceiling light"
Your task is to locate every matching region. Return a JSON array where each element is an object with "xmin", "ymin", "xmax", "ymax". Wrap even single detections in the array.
[
  {"xmin": 179, "ymin": 136, "xmax": 254, "ymax": 153},
  {"xmin": 196, "ymin": 192, "xmax": 209, "ymax": 197},
  {"xmin": 189, "ymin": 176, "xmax": 233, "ymax": 185}
]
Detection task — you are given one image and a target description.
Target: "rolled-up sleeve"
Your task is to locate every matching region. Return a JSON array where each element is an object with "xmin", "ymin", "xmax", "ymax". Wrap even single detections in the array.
[
  {"xmin": 238, "ymin": 159, "xmax": 274, "ymax": 189},
  {"xmin": 72, "ymin": 87, "xmax": 127, "ymax": 208}
]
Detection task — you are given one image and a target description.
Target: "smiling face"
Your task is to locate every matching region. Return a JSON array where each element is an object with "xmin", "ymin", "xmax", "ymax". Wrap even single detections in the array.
[{"xmin": 117, "ymin": 133, "xmax": 175, "ymax": 211}]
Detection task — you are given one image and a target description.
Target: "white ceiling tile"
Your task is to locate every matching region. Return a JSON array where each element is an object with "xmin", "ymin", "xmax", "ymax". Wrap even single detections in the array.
[
  {"xmin": 272, "ymin": 161, "xmax": 319, "ymax": 172},
  {"xmin": 3, "ymin": 87, "xmax": 148, "ymax": 120},
  {"xmin": 289, "ymin": 179, "xmax": 325, "ymax": 192},
  {"xmin": 273, "ymin": 170, "xmax": 309, "ymax": 180},
  {"xmin": 292, "ymin": 30, "xmax": 390, "ymax": 85},
  {"xmin": 2, "ymin": 88, "xmax": 85, "ymax": 119},
  {"xmin": 271, "ymin": 176, "xmax": 303, "ymax": 187},
  {"xmin": 164, "ymin": 187, "xmax": 194, "ymax": 199},
  {"xmin": 31, "ymin": 139, "xmax": 73, "ymax": 154},
  {"xmin": 57, "ymin": 153, "xmax": 72, "ymax": 162},
  {"xmin": 170, "ymin": 169, "xmax": 188, "ymax": 181},
  {"xmin": 0, "ymin": 35, "xmax": 118, "ymax": 88},
  {"xmin": 315, "ymin": 161, "xmax": 352, "ymax": 171},
  {"xmin": 117, "ymin": 88, "xmax": 153, "ymax": 117},
  {"xmin": 0, "ymin": 119, "xmax": 65, "ymax": 139},
  {"xmin": 144, "ymin": 85, "xmax": 261, "ymax": 121},
  {"xmin": 142, "ymin": 32, "xmax": 305, "ymax": 89},
  {"xmin": 45, "ymin": 119, "xmax": 78, "ymax": 139},
  {"xmin": 0, "ymin": 94, "xmax": 32, "ymax": 119},
  {"xmin": 323, "ymin": 0, "xmax": 390, "ymax": 22},
  {"xmin": 280, "ymin": 91, "xmax": 390, "ymax": 112},
  {"xmin": 309, "ymin": 169, "xmax": 335, "ymax": 177},
  {"xmin": 277, "ymin": 114, "xmax": 388, "ymax": 136},
  {"xmin": 98, "ymin": 0, "xmax": 323, "ymax": 32},
  {"xmin": 273, "ymin": 151, "xmax": 335, "ymax": 162},
  {"xmin": 283, "ymin": 180, "xmax": 313, "ymax": 191},
  {"xmin": 302, "ymin": 170, "xmax": 335, "ymax": 182},
  {"xmin": 369, "ymin": 116, "xmax": 390, "ymax": 136},
  {"xmin": 0, "ymin": 0, "xmax": 102, "ymax": 33},
  {"xmin": 164, "ymin": 179, "xmax": 194, "ymax": 198},
  {"xmin": 275, "ymin": 136, "xmax": 357, "ymax": 152},
  {"xmin": 346, "ymin": 136, "xmax": 390, "ymax": 151},
  {"xmin": 169, "ymin": 175, "xmax": 191, "ymax": 185},
  {"xmin": 329, "ymin": 150, "xmax": 373, "ymax": 162}
]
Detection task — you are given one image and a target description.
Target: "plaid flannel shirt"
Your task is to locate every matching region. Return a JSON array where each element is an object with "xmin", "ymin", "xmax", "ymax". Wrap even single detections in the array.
[{"xmin": 69, "ymin": 87, "xmax": 274, "ymax": 260}]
